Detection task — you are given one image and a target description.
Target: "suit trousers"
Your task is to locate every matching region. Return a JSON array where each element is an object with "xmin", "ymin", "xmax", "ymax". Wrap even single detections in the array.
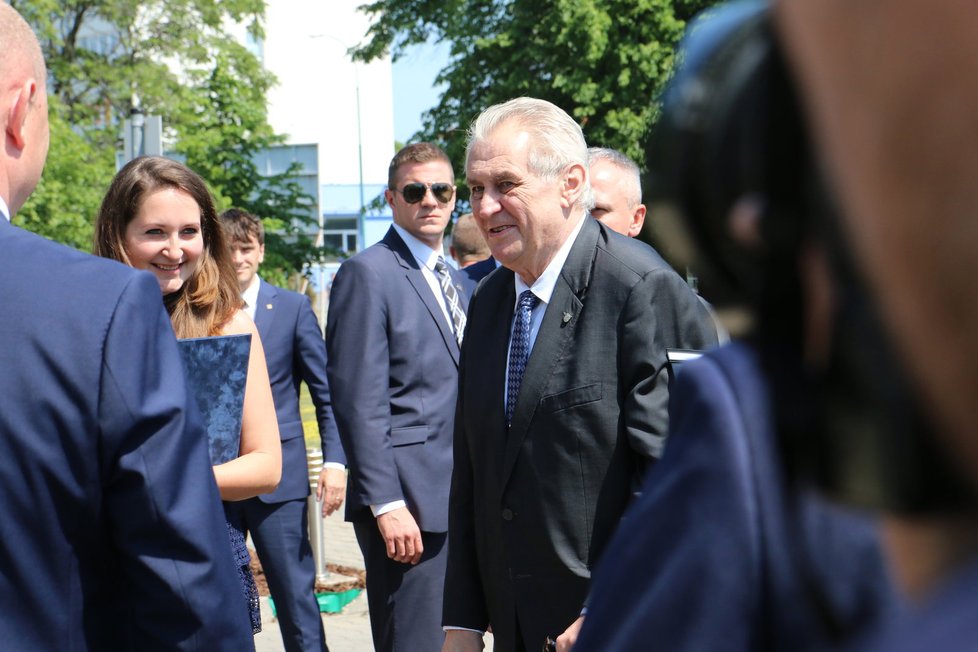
[
  {"xmin": 354, "ymin": 521, "xmax": 447, "ymax": 652},
  {"xmin": 242, "ymin": 497, "xmax": 328, "ymax": 652}
]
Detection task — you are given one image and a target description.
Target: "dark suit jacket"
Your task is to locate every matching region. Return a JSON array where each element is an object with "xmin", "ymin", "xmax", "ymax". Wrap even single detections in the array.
[
  {"xmin": 0, "ymin": 219, "xmax": 251, "ymax": 650},
  {"xmin": 444, "ymin": 217, "xmax": 719, "ymax": 650},
  {"xmin": 459, "ymin": 255, "xmax": 496, "ymax": 298},
  {"xmin": 253, "ymin": 279, "xmax": 344, "ymax": 503},
  {"xmin": 574, "ymin": 342, "xmax": 899, "ymax": 652},
  {"xmin": 326, "ymin": 226, "xmax": 467, "ymax": 531}
]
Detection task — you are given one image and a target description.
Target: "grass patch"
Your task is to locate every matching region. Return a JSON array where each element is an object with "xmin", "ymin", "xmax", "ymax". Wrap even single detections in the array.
[{"xmin": 300, "ymin": 382, "xmax": 322, "ymax": 450}]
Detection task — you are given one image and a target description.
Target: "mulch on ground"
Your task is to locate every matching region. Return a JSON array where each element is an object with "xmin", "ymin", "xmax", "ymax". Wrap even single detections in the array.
[{"xmin": 249, "ymin": 550, "xmax": 366, "ymax": 595}]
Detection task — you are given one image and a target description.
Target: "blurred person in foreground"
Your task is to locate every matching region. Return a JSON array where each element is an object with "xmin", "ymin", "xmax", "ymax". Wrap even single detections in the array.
[
  {"xmin": 450, "ymin": 211, "xmax": 495, "ymax": 296},
  {"xmin": 94, "ymin": 156, "xmax": 282, "ymax": 635},
  {"xmin": 774, "ymin": 1, "xmax": 978, "ymax": 649},
  {"xmin": 221, "ymin": 208, "xmax": 346, "ymax": 652},
  {"xmin": 572, "ymin": 3, "xmax": 900, "ymax": 651},
  {"xmin": 442, "ymin": 97, "xmax": 718, "ymax": 652},
  {"xmin": 0, "ymin": 4, "xmax": 253, "ymax": 649}
]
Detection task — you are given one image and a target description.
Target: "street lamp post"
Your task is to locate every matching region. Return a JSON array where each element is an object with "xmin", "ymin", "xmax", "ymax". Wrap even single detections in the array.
[{"xmin": 310, "ymin": 33, "xmax": 366, "ymax": 253}]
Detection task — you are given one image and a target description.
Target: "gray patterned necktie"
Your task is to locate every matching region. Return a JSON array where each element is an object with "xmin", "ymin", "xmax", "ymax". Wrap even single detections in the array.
[
  {"xmin": 506, "ymin": 290, "xmax": 539, "ymax": 426},
  {"xmin": 434, "ymin": 257, "xmax": 466, "ymax": 345}
]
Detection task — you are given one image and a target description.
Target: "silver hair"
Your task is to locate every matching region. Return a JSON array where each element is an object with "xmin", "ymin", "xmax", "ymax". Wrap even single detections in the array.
[
  {"xmin": 587, "ymin": 146, "xmax": 643, "ymax": 208},
  {"xmin": 467, "ymin": 97, "xmax": 594, "ymax": 210}
]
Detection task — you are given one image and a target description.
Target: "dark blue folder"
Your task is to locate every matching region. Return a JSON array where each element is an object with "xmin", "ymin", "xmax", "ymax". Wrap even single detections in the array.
[{"xmin": 176, "ymin": 334, "xmax": 251, "ymax": 464}]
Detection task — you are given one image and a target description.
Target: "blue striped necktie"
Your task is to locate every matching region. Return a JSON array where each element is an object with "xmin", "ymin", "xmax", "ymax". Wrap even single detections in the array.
[
  {"xmin": 434, "ymin": 257, "xmax": 466, "ymax": 345},
  {"xmin": 506, "ymin": 290, "xmax": 539, "ymax": 425}
]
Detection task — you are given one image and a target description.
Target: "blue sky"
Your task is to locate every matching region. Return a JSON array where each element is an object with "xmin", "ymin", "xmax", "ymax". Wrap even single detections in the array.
[{"xmin": 391, "ymin": 36, "xmax": 451, "ymax": 143}]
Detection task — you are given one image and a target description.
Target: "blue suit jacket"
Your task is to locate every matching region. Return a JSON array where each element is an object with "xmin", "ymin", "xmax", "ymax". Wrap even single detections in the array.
[
  {"xmin": 0, "ymin": 219, "xmax": 251, "ymax": 650},
  {"xmin": 574, "ymin": 342, "xmax": 899, "ymax": 651},
  {"xmin": 252, "ymin": 279, "xmax": 344, "ymax": 503},
  {"xmin": 458, "ymin": 256, "xmax": 496, "ymax": 298},
  {"xmin": 858, "ymin": 557, "xmax": 978, "ymax": 652},
  {"xmin": 326, "ymin": 227, "xmax": 466, "ymax": 531}
]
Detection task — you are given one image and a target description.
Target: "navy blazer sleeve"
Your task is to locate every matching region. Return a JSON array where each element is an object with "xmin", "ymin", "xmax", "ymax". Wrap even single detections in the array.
[
  {"xmin": 100, "ymin": 273, "xmax": 253, "ymax": 649},
  {"xmin": 575, "ymin": 345, "xmax": 897, "ymax": 652},
  {"xmin": 326, "ymin": 256, "xmax": 402, "ymax": 507},
  {"xmin": 574, "ymin": 351, "xmax": 761, "ymax": 652},
  {"xmin": 293, "ymin": 294, "xmax": 345, "ymax": 466}
]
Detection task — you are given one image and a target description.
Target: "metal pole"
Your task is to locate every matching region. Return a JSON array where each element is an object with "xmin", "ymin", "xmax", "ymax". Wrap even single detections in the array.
[
  {"xmin": 130, "ymin": 108, "xmax": 144, "ymax": 159},
  {"xmin": 306, "ymin": 447, "xmax": 329, "ymax": 583},
  {"xmin": 355, "ymin": 69, "xmax": 365, "ymax": 252}
]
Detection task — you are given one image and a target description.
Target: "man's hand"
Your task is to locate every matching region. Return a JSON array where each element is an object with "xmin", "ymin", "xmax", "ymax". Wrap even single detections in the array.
[
  {"xmin": 555, "ymin": 615, "xmax": 584, "ymax": 652},
  {"xmin": 316, "ymin": 467, "xmax": 347, "ymax": 517},
  {"xmin": 442, "ymin": 629, "xmax": 484, "ymax": 651},
  {"xmin": 376, "ymin": 506, "xmax": 423, "ymax": 564}
]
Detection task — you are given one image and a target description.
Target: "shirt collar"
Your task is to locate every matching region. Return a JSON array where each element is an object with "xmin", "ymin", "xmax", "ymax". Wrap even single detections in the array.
[
  {"xmin": 514, "ymin": 214, "xmax": 587, "ymax": 307},
  {"xmin": 241, "ymin": 274, "xmax": 261, "ymax": 308},
  {"xmin": 392, "ymin": 223, "xmax": 444, "ymax": 271},
  {"xmin": 0, "ymin": 196, "xmax": 10, "ymax": 222}
]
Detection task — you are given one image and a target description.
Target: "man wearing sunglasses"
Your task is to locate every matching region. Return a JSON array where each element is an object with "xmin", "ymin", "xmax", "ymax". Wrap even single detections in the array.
[{"xmin": 326, "ymin": 142, "xmax": 467, "ymax": 652}]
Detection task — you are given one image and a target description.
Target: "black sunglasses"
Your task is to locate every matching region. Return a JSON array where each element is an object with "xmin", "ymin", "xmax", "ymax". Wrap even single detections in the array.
[{"xmin": 394, "ymin": 182, "xmax": 455, "ymax": 204}]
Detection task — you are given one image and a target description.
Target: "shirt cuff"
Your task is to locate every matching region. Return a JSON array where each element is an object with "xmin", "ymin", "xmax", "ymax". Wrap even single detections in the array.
[
  {"xmin": 443, "ymin": 626, "xmax": 485, "ymax": 634},
  {"xmin": 371, "ymin": 500, "xmax": 407, "ymax": 517},
  {"xmin": 323, "ymin": 462, "xmax": 346, "ymax": 470}
]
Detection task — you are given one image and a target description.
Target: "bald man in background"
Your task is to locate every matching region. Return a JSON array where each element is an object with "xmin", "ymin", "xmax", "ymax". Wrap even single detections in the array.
[
  {"xmin": 0, "ymin": 4, "xmax": 251, "ymax": 649},
  {"xmin": 451, "ymin": 212, "xmax": 496, "ymax": 297},
  {"xmin": 587, "ymin": 147, "xmax": 646, "ymax": 238}
]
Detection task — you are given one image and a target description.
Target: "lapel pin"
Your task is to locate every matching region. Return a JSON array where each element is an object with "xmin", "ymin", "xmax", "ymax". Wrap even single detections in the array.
[
  {"xmin": 562, "ymin": 311, "xmax": 572, "ymax": 324},
  {"xmin": 266, "ymin": 303, "xmax": 273, "ymax": 310}
]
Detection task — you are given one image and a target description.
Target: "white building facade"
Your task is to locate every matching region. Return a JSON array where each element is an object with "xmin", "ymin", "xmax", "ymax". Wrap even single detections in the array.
[{"xmin": 233, "ymin": 0, "xmax": 396, "ymax": 257}]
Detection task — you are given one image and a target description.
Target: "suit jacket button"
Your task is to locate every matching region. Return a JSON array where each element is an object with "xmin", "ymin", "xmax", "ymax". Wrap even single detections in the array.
[{"xmin": 501, "ymin": 508, "xmax": 514, "ymax": 521}]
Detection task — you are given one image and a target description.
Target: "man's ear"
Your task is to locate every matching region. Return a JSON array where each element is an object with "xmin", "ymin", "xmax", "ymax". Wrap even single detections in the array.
[
  {"xmin": 560, "ymin": 163, "xmax": 587, "ymax": 208},
  {"xmin": 6, "ymin": 79, "xmax": 38, "ymax": 151},
  {"xmin": 629, "ymin": 204, "xmax": 648, "ymax": 238},
  {"xmin": 384, "ymin": 188, "xmax": 396, "ymax": 210}
]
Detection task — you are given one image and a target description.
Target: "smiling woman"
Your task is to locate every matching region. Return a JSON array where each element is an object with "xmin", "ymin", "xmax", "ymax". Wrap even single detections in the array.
[
  {"xmin": 123, "ymin": 187, "xmax": 205, "ymax": 296},
  {"xmin": 92, "ymin": 155, "xmax": 282, "ymax": 635}
]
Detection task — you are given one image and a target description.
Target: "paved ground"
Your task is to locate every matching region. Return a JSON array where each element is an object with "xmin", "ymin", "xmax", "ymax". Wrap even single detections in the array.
[
  {"xmin": 253, "ymin": 508, "xmax": 372, "ymax": 651},
  {"xmin": 253, "ymin": 507, "xmax": 494, "ymax": 651}
]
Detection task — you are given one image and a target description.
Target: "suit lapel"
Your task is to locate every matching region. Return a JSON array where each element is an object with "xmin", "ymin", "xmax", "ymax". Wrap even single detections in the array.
[
  {"xmin": 501, "ymin": 218, "xmax": 599, "ymax": 489},
  {"xmin": 467, "ymin": 269, "xmax": 515, "ymax": 480},
  {"xmin": 252, "ymin": 280, "xmax": 276, "ymax": 338},
  {"xmin": 385, "ymin": 228, "xmax": 461, "ymax": 366}
]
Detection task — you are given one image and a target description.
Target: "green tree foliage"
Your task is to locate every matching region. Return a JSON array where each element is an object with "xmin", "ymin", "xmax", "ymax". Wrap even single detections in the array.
[
  {"xmin": 174, "ymin": 45, "xmax": 320, "ymax": 287},
  {"xmin": 354, "ymin": 0, "xmax": 718, "ymax": 185},
  {"xmin": 16, "ymin": 97, "xmax": 113, "ymax": 251},
  {"xmin": 12, "ymin": 0, "xmax": 317, "ymax": 282}
]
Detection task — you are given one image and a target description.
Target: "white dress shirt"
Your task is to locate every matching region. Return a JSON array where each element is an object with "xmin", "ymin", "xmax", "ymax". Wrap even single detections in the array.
[
  {"xmin": 504, "ymin": 214, "xmax": 587, "ymax": 400},
  {"xmin": 241, "ymin": 274, "xmax": 261, "ymax": 320},
  {"xmin": 391, "ymin": 223, "xmax": 455, "ymax": 330}
]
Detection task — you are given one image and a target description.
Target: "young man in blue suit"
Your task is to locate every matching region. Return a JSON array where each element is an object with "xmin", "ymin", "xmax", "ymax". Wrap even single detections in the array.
[
  {"xmin": 220, "ymin": 208, "xmax": 347, "ymax": 652},
  {"xmin": 326, "ymin": 142, "xmax": 467, "ymax": 652},
  {"xmin": 0, "ymin": 5, "xmax": 251, "ymax": 649}
]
